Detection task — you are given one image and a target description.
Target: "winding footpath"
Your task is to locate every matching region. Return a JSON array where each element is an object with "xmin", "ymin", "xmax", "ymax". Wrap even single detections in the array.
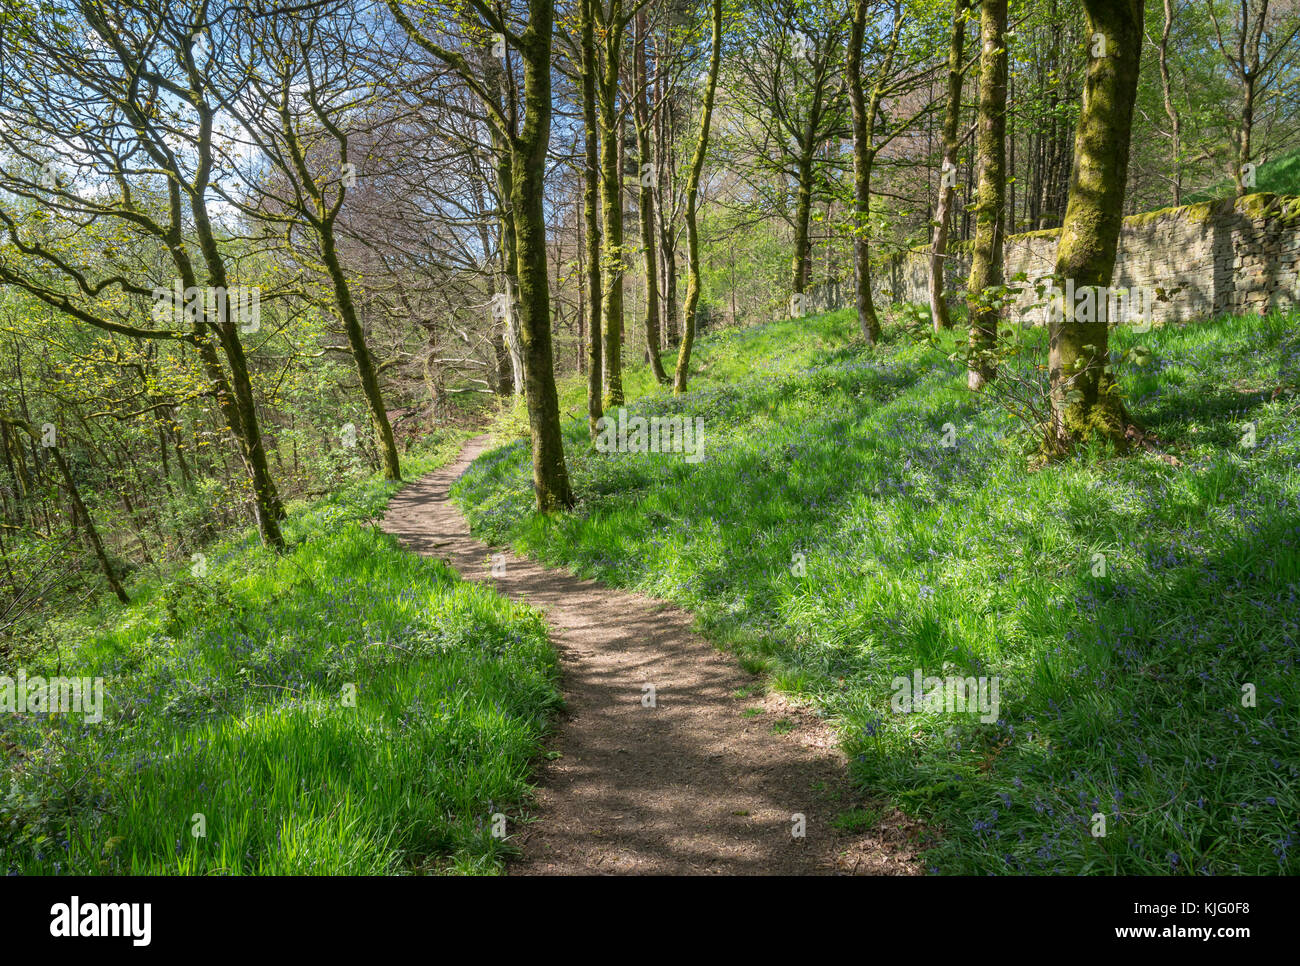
[{"xmin": 382, "ymin": 435, "xmax": 922, "ymax": 875}]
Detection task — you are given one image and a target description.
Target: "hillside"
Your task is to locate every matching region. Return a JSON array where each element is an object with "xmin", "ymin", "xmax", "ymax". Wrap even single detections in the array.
[
  {"xmin": 456, "ymin": 309, "xmax": 1300, "ymax": 874},
  {"xmin": 1181, "ymin": 150, "xmax": 1300, "ymax": 206},
  {"xmin": 1, "ymin": 433, "xmax": 560, "ymax": 875}
]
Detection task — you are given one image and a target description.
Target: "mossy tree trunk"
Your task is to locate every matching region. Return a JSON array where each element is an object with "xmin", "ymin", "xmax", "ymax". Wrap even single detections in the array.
[
  {"xmin": 928, "ymin": 0, "xmax": 968, "ymax": 332},
  {"xmin": 1048, "ymin": 0, "xmax": 1145, "ymax": 449},
  {"xmin": 318, "ymin": 228, "xmax": 403, "ymax": 479},
  {"xmin": 672, "ymin": 0, "xmax": 723, "ymax": 394},
  {"xmin": 490, "ymin": 76, "xmax": 525, "ymax": 397},
  {"xmin": 202, "ymin": 315, "xmax": 287, "ymax": 547},
  {"xmin": 847, "ymin": 0, "xmax": 884, "ymax": 344},
  {"xmin": 188, "ymin": 143, "xmax": 288, "ymax": 549},
  {"xmin": 790, "ymin": 145, "xmax": 816, "ymax": 298},
  {"xmin": 581, "ymin": 0, "xmax": 604, "ymax": 438},
  {"xmin": 183, "ymin": 254, "xmax": 285, "ymax": 549},
  {"xmin": 635, "ymin": 11, "xmax": 669, "ymax": 386},
  {"xmin": 514, "ymin": 0, "xmax": 575, "ymax": 510},
  {"xmin": 966, "ymin": 0, "xmax": 1008, "ymax": 390},
  {"xmin": 0, "ymin": 415, "xmax": 128, "ymax": 603},
  {"xmin": 276, "ymin": 118, "xmax": 401, "ymax": 479},
  {"xmin": 597, "ymin": 0, "xmax": 627, "ymax": 409},
  {"xmin": 267, "ymin": 36, "xmax": 404, "ymax": 481},
  {"xmin": 386, "ymin": 0, "xmax": 573, "ymax": 509},
  {"xmin": 656, "ymin": 95, "xmax": 680, "ymax": 348}
]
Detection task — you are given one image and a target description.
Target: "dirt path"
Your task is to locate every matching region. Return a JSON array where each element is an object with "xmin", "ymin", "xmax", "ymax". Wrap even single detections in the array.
[{"xmin": 383, "ymin": 435, "xmax": 922, "ymax": 875}]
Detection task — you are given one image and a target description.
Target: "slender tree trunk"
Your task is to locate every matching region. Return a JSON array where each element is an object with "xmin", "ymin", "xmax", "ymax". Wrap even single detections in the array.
[
  {"xmin": 929, "ymin": 0, "xmax": 968, "ymax": 331},
  {"xmin": 790, "ymin": 148, "xmax": 816, "ymax": 298},
  {"xmin": 577, "ymin": 225, "xmax": 586, "ymax": 376},
  {"xmin": 182, "ymin": 293, "xmax": 286, "ymax": 550},
  {"xmin": 492, "ymin": 112, "xmax": 526, "ymax": 395},
  {"xmin": 514, "ymin": 0, "xmax": 574, "ymax": 510},
  {"xmin": 187, "ymin": 173, "xmax": 287, "ymax": 548},
  {"xmin": 50, "ymin": 447, "xmax": 127, "ymax": 600},
  {"xmin": 598, "ymin": 2, "xmax": 626, "ymax": 408},
  {"xmin": 472, "ymin": 174, "xmax": 516, "ymax": 396},
  {"xmin": 202, "ymin": 317, "xmax": 286, "ymax": 548},
  {"xmin": 318, "ymin": 228, "xmax": 401, "ymax": 479},
  {"xmin": 51, "ymin": 448, "xmax": 128, "ymax": 603},
  {"xmin": 655, "ymin": 75, "xmax": 680, "ymax": 347},
  {"xmin": 650, "ymin": 110, "xmax": 681, "ymax": 351},
  {"xmin": 581, "ymin": 0, "xmax": 603, "ymax": 439},
  {"xmin": 659, "ymin": 195, "xmax": 680, "ymax": 348},
  {"xmin": 1048, "ymin": 0, "xmax": 1145, "ymax": 450},
  {"xmin": 1236, "ymin": 74, "xmax": 1256, "ymax": 196},
  {"xmin": 1158, "ymin": 0, "xmax": 1182, "ymax": 205},
  {"xmin": 672, "ymin": 0, "xmax": 722, "ymax": 393},
  {"xmin": 272, "ymin": 83, "xmax": 404, "ymax": 481},
  {"xmin": 1007, "ymin": 63, "xmax": 1016, "ymax": 233},
  {"xmin": 0, "ymin": 415, "xmax": 128, "ymax": 602},
  {"xmin": 635, "ymin": 13, "xmax": 669, "ymax": 385},
  {"xmin": 847, "ymin": 0, "xmax": 883, "ymax": 344},
  {"xmin": 966, "ymin": 0, "xmax": 1008, "ymax": 390}
]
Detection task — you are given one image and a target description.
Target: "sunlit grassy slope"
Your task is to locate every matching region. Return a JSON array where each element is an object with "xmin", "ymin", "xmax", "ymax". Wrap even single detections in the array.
[
  {"xmin": 456, "ymin": 309, "xmax": 1299, "ymax": 874},
  {"xmin": 2, "ymin": 432, "xmax": 561, "ymax": 875},
  {"xmin": 1181, "ymin": 149, "xmax": 1300, "ymax": 204}
]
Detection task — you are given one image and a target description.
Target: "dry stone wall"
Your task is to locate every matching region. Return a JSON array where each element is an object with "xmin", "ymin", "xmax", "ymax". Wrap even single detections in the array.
[{"xmin": 876, "ymin": 193, "xmax": 1300, "ymax": 325}]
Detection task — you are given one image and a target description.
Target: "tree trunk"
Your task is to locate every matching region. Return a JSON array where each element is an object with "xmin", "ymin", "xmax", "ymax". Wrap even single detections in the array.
[
  {"xmin": 318, "ymin": 227, "xmax": 401, "ymax": 479},
  {"xmin": 847, "ymin": 0, "xmax": 882, "ymax": 344},
  {"xmin": 655, "ymin": 79, "xmax": 680, "ymax": 347},
  {"xmin": 51, "ymin": 447, "xmax": 129, "ymax": 602},
  {"xmin": 187, "ymin": 170, "xmax": 287, "ymax": 548},
  {"xmin": 577, "ymin": 0, "xmax": 600, "ymax": 439},
  {"xmin": 1236, "ymin": 74, "xmax": 1255, "ymax": 197},
  {"xmin": 790, "ymin": 149, "xmax": 816, "ymax": 298},
  {"xmin": 493, "ymin": 331, "xmax": 512, "ymax": 393},
  {"xmin": 202, "ymin": 316, "xmax": 286, "ymax": 549},
  {"xmin": 492, "ymin": 113, "xmax": 526, "ymax": 396},
  {"xmin": 1048, "ymin": 0, "xmax": 1145, "ymax": 450},
  {"xmin": 635, "ymin": 12, "xmax": 669, "ymax": 385},
  {"xmin": 581, "ymin": 0, "xmax": 603, "ymax": 439},
  {"xmin": 966, "ymin": 0, "xmax": 1008, "ymax": 390},
  {"xmin": 659, "ymin": 198, "xmax": 680, "ymax": 348},
  {"xmin": 514, "ymin": 0, "xmax": 574, "ymax": 510},
  {"xmin": 1158, "ymin": 0, "xmax": 1182, "ymax": 205},
  {"xmin": 598, "ymin": 3, "xmax": 626, "ymax": 409},
  {"xmin": 0, "ymin": 415, "xmax": 128, "ymax": 603},
  {"xmin": 273, "ymin": 85, "xmax": 404, "ymax": 481},
  {"xmin": 672, "ymin": 0, "xmax": 722, "ymax": 393},
  {"xmin": 929, "ymin": 0, "xmax": 968, "ymax": 332}
]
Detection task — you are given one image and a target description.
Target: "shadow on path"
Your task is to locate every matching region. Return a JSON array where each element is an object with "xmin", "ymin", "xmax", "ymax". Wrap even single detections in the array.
[{"xmin": 383, "ymin": 435, "xmax": 923, "ymax": 875}]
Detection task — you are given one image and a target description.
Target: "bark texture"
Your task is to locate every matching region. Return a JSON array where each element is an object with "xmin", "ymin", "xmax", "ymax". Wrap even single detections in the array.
[
  {"xmin": 966, "ymin": 0, "xmax": 1008, "ymax": 390},
  {"xmin": 1048, "ymin": 0, "xmax": 1145, "ymax": 450},
  {"xmin": 928, "ymin": 0, "xmax": 968, "ymax": 332},
  {"xmin": 672, "ymin": 0, "xmax": 722, "ymax": 394}
]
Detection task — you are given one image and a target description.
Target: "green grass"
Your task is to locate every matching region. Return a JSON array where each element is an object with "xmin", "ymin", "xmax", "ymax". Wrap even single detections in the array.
[
  {"xmin": 483, "ymin": 313, "xmax": 860, "ymax": 442},
  {"xmin": 833, "ymin": 806, "xmax": 883, "ymax": 833},
  {"xmin": 454, "ymin": 307, "xmax": 1300, "ymax": 875},
  {"xmin": 1182, "ymin": 149, "xmax": 1300, "ymax": 204},
  {"xmin": 2, "ymin": 431, "xmax": 562, "ymax": 875}
]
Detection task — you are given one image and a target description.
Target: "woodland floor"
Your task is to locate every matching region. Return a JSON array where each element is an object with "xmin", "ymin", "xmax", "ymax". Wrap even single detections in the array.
[{"xmin": 382, "ymin": 434, "xmax": 924, "ymax": 875}]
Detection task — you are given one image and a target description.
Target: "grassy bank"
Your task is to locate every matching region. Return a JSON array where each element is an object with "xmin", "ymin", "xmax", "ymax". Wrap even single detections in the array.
[
  {"xmin": 455, "ymin": 309, "xmax": 1299, "ymax": 874},
  {"xmin": 2, "ymin": 432, "xmax": 561, "ymax": 875}
]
